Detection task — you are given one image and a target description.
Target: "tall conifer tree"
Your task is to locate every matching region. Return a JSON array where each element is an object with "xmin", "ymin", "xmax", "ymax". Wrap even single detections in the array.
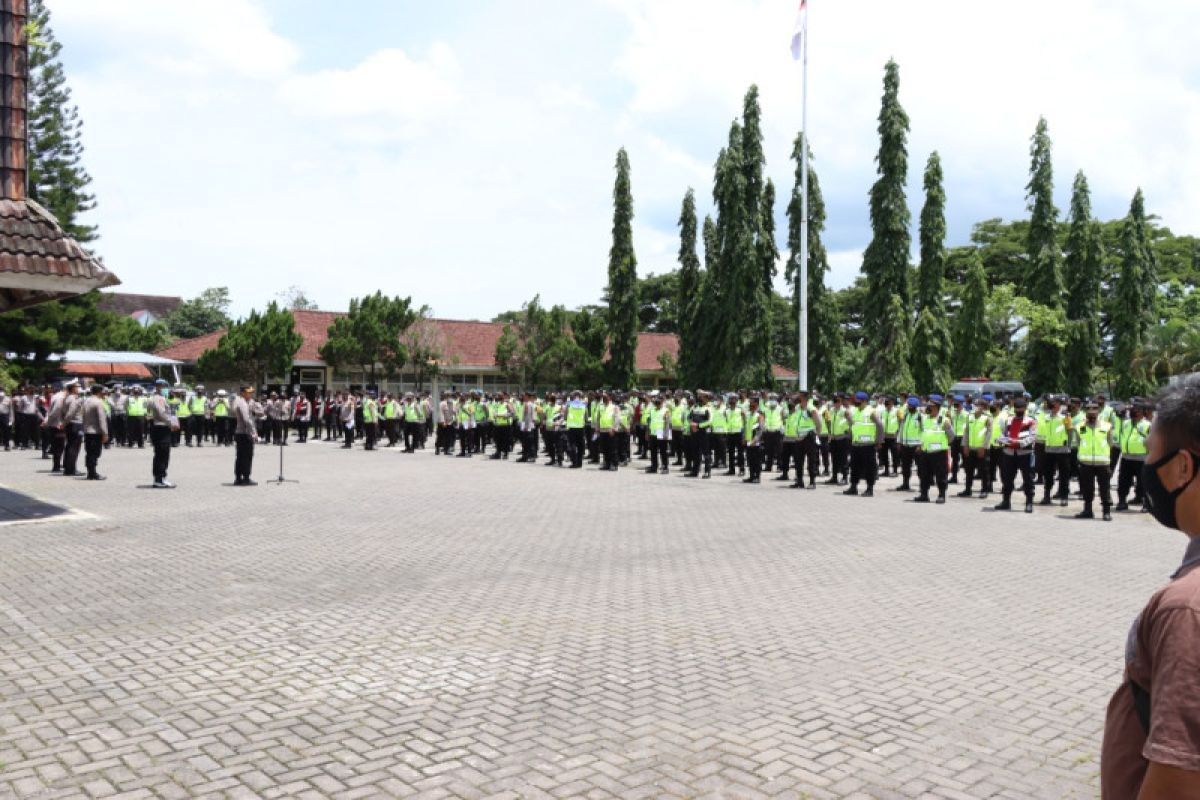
[
  {"xmin": 954, "ymin": 252, "xmax": 989, "ymax": 377},
  {"xmin": 28, "ymin": 0, "xmax": 97, "ymax": 242},
  {"xmin": 1113, "ymin": 189, "xmax": 1157, "ymax": 398},
  {"xmin": 861, "ymin": 60, "xmax": 912, "ymax": 388},
  {"xmin": 1023, "ymin": 117, "xmax": 1064, "ymax": 393},
  {"xmin": 911, "ymin": 152, "xmax": 952, "ymax": 392},
  {"xmin": 605, "ymin": 148, "xmax": 638, "ymax": 388},
  {"xmin": 1062, "ymin": 171, "xmax": 1104, "ymax": 397},
  {"xmin": 677, "ymin": 189, "xmax": 702, "ymax": 387}
]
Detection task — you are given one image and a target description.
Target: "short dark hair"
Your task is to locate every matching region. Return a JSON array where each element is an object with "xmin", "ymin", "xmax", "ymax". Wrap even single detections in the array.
[
  {"xmin": 1154, "ymin": 376, "xmax": 1200, "ymax": 451},
  {"xmin": 240, "ymin": 384, "xmax": 255, "ymax": 393}
]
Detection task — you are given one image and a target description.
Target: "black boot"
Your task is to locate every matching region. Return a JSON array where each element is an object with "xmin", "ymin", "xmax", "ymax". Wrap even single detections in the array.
[
  {"xmin": 993, "ymin": 499, "xmax": 1011, "ymax": 511},
  {"xmin": 1075, "ymin": 504, "xmax": 1094, "ymax": 520}
]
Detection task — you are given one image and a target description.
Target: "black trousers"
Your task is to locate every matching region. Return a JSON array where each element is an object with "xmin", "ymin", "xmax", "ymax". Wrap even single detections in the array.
[
  {"xmin": 950, "ymin": 437, "xmax": 963, "ymax": 479},
  {"xmin": 879, "ymin": 438, "xmax": 898, "ymax": 474},
  {"xmin": 344, "ymin": 425, "xmax": 354, "ymax": 447},
  {"xmin": 919, "ymin": 449, "xmax": 948, "ymax": 498},
  {"xmin": 830, "ymin": 438, "xmax": 850, "ymax": 480},
  {"xmin": 364, "ymin": 422, "xmax": 378, "ymax": 450},
  {"xmin": 16, "ymin": 412, "xmax": 36, "ymax": 448},
  {"xmin": 63, "ymin": 424, "xmax": 83, "ymax": 474},
  {"xmin": 793, "ymin": 434, "xmax": 819, "ymax": 485},
  {"xmin": 964, "ymin": 449, "xmax": 991, "ymax": 494},
  {"xmin": 1078, "ymin": 462, "xmax": 1112, "ymax": 509},
  {"xmin": 747, "ymin": 444, "xmax": 763, "ymax": 480},
  {"xmin": 0, "ymin": 419, "xmax": 9, "ymax": 449},
  {"xmin": 1001, "ymin": 452, "xmax": 1035, "ymax": 502},
  {"xmin": 295, "ymin": 420, "xmax": 309, "ymax": 442},
  {"xmin": 599, "ymin": 431, "xmax": 616, "ymax": 469},
  {"xmin": 111, "ymin": 415, "xmax": 126, "ymax": 446},
  {"xmin": 763, "ymin": 431, "xmax": 782, "ymax": 470},
  {"xmin": 725, "ymin": 433, "xmax": 745, "ymax": 473},
  {"xmin": 1043, "ymin": 451, "xmax": 1071, "ymax": 499},
  {"xmin": 127, "ymin": 416, "xmax": 145, "ymax": 447},
  {"xmin": 50, "ymin": 429, "xmax": 65, "ymax": 470},
  {"xmin": 568, "ymin": 428, "xmax": 586, "ymax": 467},
  {"xmin": 899, "ymin": 444, "xmax": 921, "ymax": 487},
  {"xmin": 849, "ymin": 445, "xmax": 877, "ymax": 488},
  {"xmin": 84, "ymin": 432, "xmax": 103, "ymax": 476},
  {"xmin": 1035, "ymin": 442, "xmax": 1048, "ymax": 484},
  {"xmin": 819, "ymin": 435, "xmax": 831, "ymax": 474},
  {"xmin": 405, "ymin": 421, "xmax": 422, "ymax": 452},
  {"xmin": 235, "ymin": 433, "xmax": 254, "ymax": 482},
  {"xmin": 649, "ymin": 438, "xmax": 669, "ymax": 471},
  {"xmin": 150, "ymin": 425, "xmax": 171, "ymax": 482},
  {"xmin": 689, "ymin": 429, "xmax": 710, "ymax": 476},
  {"xmin": 1117, "ymin": 458, "xmax": 1144, "ymax": 504}
]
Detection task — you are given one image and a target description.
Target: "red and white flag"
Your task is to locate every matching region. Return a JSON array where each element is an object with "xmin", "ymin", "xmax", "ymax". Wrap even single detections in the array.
[{"xmin": 790, "ymin": 0, "xmax": 807, "ymax": 61}]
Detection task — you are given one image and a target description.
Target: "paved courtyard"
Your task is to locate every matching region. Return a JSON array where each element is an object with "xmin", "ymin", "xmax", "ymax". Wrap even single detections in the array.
[{"xmin": 0, "ymin": 440, "xmax": 1180, "ymax": 798}]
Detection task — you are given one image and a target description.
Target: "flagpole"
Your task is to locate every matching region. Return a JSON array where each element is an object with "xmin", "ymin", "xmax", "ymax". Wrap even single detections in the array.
[{"xmin": 798, "ymin": 2, "xmax": 809, "ymax": 392}]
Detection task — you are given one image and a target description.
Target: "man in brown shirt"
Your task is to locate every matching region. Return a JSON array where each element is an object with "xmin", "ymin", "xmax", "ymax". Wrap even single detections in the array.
[{"xmin": 1102, "ymin": 375, "xmax": 1200, "ymax": 798}]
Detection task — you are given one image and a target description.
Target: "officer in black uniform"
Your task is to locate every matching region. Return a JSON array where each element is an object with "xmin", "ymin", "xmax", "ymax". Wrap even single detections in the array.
[{"xmin": 686, "ymin": 390, "xmax": 712, "ymax": 479}]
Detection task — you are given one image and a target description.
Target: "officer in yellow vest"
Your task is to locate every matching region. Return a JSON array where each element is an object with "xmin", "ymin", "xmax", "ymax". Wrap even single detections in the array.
[
  {"xmin": 488, "ymin": 391, "xmax": 514, "ymax": 460},
  {"xmin": 645, "ymin": 392, "xmax": 670, "ymax": 474},
  {"xmin": 565, "ymin": 390, "xmax": 588, "ymax": 468},
  {"xmin": 844, "ymin": 391, "xmax": 883, "ymax": 497},
  {"xmin": 949, "ymin": 394, "xmax": 968, "ymax": 485},
  {"xmin": 914, "ymin": 395, "xmax": 957, "ymax": 504},
  {"xmin": 1075, "ymin": 401, "xmax": 1115, "ymax": 520},
  {"xmin": 742, "ymin": 395, "xmax": 766, "ymax": 483},
  {"xmin": 1041, "ymin": 395, "xmax": 1073, "ymax": 507},
  {"xmin": 362, "ymin": 391, "xmax": 379, "ymax": 451},
  {"xmin": 824, "ymin": 393, "xmax": 851, "ymax": 485},
  {"xmin": 957, "ymin": 395, "xmax": 994, "ymax": 499},
  {"xmin": 761, "ymin": 394, "xmax": 785, "ymax": 473},
  {"xmin": 895, "ymin": 396, "xmax": 923, "ymax": 492},
  {"xmin": 1116, "ymin": 399, "xmax": 1153, "ymax": 511},
  {"xmin": 788, "ymin": 388, "xmax": 822, "ymax": 489},
  {"xmin": 596, "ymin": 391, "xmax": 619, "ymax": 471},
  {"xmin": 125, "ymin": 386, "xmax": 147, "ymax": 448},
  {"xmin": 880, "ymin": 396, "xmax": 900, "ymax": 477}
]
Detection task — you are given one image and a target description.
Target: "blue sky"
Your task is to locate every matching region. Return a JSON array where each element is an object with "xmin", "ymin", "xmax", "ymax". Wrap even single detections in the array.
[{"xmin": 48, "ymin": 0, "xmax": 1200, "ymax": 320}]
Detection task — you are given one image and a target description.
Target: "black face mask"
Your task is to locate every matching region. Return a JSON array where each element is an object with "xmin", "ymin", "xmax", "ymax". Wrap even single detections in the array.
[{"xmin": 1143, "ymin": 450, "xmax": 1200, "ymax": 531}]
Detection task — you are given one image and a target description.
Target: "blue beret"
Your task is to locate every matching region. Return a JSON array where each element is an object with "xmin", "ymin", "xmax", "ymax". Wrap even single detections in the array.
[
  {"xmin": 854, "ymin": 391, "xmax": 869, "ymax": 401},
  {"xmin": 953, "ymin": 395, "xmax": 965, "ymax": 402},
  {"xmin": 906, "ymin": 397, "xmax": 920, "ymax": 408},
  {"xmin": 981, "ymin": 393, "xmax": 994, "ymax": 402},
  {"xmin": 154, "ymin": 378, "xmax": 169, "ymax": 386},
  {"xmin": 928, "ymin": 394, "xmax": 943, "ymax": 404}
]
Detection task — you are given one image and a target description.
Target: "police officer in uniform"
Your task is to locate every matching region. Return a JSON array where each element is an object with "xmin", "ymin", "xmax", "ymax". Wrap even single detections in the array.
[
  {"xmin": 148, "ymin": 378, "xmax": 177, "ymax": 488},
  {"xmin": 913, "ymin": 394, "xmax": 956, "ymax": 504},
  {"xmin": 686, "ymin": 390, "xmax": 713, "ymax": 479},
  {"xmin": 82, "ymin": 384, "xmax": 109, "ymax": 480},
  {"xmin": 1075, "ymin": 401, "xmax": 1114, "ymax": 521},
  {"xmin": 844, "ymin": 391, "xmax": 882, "ymax": 497}
]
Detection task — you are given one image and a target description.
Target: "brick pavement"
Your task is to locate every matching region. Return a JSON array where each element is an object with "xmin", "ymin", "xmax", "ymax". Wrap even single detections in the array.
[{"xmin": 0, "ymin": 440, "xmax": 1181, "ymax": 798}]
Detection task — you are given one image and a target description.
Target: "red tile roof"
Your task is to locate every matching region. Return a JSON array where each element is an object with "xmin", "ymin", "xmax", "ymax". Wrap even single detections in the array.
[
  {"xmin": 0, "ymin": 199, "xmax": 120, "ymax": 310},
  {"xmin": 61, "ymin": 362, "xmax": 152, "ymax": 379},
  {"xmin": 157, "ymin": 309, "xmax": 682, "ymax": 374}
]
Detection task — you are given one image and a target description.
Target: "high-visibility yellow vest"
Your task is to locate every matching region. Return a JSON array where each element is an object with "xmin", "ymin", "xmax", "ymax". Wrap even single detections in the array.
[
  {"xmin": 213, "ymin": 401, "xmax": 228, "ymax": 417},
  {"xmin": 190, "ymin": 397, "xmax": 205, "ymax": 415},
  {"xmin": 832, "ymin": 409, "xmax": 851, "ymax": 436},
  {"xmin": 599, "ymin": 403, "xmax": 616, "ymax": 429},
  {"xmin": 566, "ymin": 402, "xmax": 586, "ymax": 429},
  {"xmin": 1121, "ymin": 419, "xmax": 1150, "ymax": 456},
  {"xmin": 726, "ymin": 406, "xmax": 744, "ymax": 433},
  {"xmin": 1077, "ymin": 423, "xmax": 1111, "ymax": 465},
  {"xmin": 1035, "ymin": 411, "xmax": 1048, "ymax": 442},
  {"xmin": 885, "ymin": 408, "xmax": 900, "ymax": 435},
  {"xmin": 920, "ymin": 414, "xmax": 949, "ymax": 453},
  {"xmin": 851, "ymin": 407, "xmax": 877, "ymax": 445},
  {"xmin": 796, "ymin": 402, "xmax": 816, "ymax": 434},
  {"xmin": 176, "ymin": 399, "xmax": 191, "ymax": 418},
  {"xmin": 952, "ymin": 408, "xmax": 968, "ymax": 437},
  {"xmin": 711, "ymin": 406, "xmax": 728, "ymax": 434},
  {"xmin": 899, "ymin": 411, "xmax": 922, "ymax": 446},
  {"xmin": 127, "ymin": 397, "xmax": 146, "ymax": 417},
  {"xmin": 1045, "ymin": 414, "xmax": 1069, "ymax": 447},
  {"xmin": 967, "ymin": 413, "xmax": 990, "ymax": 449},
  {"xmin": 649, "ymin": 407, "xmax": 667, "ymax": 437},
  {"xmin": 991, "ymin": 411, "xmax": 1009, "ymax": 449},
  {"xmin": 764, "ymin": 406, "xmax": 784, "ymax": 432}
]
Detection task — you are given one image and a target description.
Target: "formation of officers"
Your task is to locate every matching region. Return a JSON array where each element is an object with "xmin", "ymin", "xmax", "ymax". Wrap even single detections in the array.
[{"xmin": 1, "ymin": 379, "xmax": 1153, "ymax": 520}]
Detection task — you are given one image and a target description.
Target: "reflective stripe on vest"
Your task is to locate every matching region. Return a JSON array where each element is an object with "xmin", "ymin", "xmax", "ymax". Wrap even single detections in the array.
[
  {"xmin": 1122, "ymin": 419, "xmax": 1150, "ymax": 456},
  {"xmin": 899, "ymin": 412, "xmax": 922, "ymax": 446},
  {"xmin": 1045, "ymin": 415, "xmax": 1068, "ymax": 447},
  {"xmin": 967, "ymin": 413, "xmax": 990, "ymax": 449}
]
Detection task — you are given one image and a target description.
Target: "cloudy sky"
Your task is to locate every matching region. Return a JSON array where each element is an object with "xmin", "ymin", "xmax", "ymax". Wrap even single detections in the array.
[{"xmin": 50, "ymin": 0, "xmax": 1200, "ymax": 320}]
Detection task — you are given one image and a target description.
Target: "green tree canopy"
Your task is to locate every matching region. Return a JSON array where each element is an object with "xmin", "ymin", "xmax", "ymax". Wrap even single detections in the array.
[
  {"xmin": 196, "ymin": 302, "xmax": 302, "ymax": 385},
  {"xmin": 605, "ymin": 148, "xmax": 639, "ymax": 388},
  {"xmin": 165, "ymin": 287, "xmax": 232, "ymax": 339},
  {"xmin": 318, "ymin": 292, "xmax": 419, "ymax": 384}
]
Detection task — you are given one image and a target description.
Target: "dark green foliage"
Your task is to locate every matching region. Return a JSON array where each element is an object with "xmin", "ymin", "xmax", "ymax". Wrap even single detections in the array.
[
  {"xmin": 1113, "ymin": 189, "xmax": 1158, "ymax": 397},
  {"xmin": 635, "ymin": 271, "xmax": 680, "ymax": 333},
  {"xmin": 92, "ymin": 313, "xmax": 171, "ymax": 353},
  {"xmin": 784, "ymin": 133, "xmax": 840, "ymax": 391},
  {"xmin": 954, "ymin": 253, "xmax": 989, "ymax": 377},
  {"xmin": 1022, "ymin": 118, "xmax": 1065, "ymax": 393},
  {"xmin": 676, "ymin": 189, "xmax": 702, "ymax": 386},
  {"xmin": 196, "ymin": 302, "xmax": 302, "ymax": 384},
  {"xmin": 494, "ymin": 295, "xmax": 587, "ymax": 388},
  {"xmin": 165, "ymin": 287, "xmax": 232, "ymax": 339},
  {"xmin": 872, "ymin": 295, "xmax": 914, "ymax": 395},
  {"xmin": 1062, "ymin": 171, "xmax": 1104, "ymax": 396},
  {"xmin": 0, "ymin": 292, "xmax": 104, "ymax": 380},
  {"xmin": 862, "ymin": 60, "xmax": 912, "ymax": 388},
  {"xmin": 27, "ymin": 0, "xmax": 97, "ymax": 242},
  {"xmin": 569, "ymin": 307, "xmax": 608, "ymax": 388},
  {"xmin": 911, "ymin": 152, "xmax": 952, "ymax": 393},
  {"xmin": 605, "ymin": 148, "xmax": 639, "ymax": 389},
  {"xmin": 319, "ymin": 291, "xmax": 419, "ymax": 384}
]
